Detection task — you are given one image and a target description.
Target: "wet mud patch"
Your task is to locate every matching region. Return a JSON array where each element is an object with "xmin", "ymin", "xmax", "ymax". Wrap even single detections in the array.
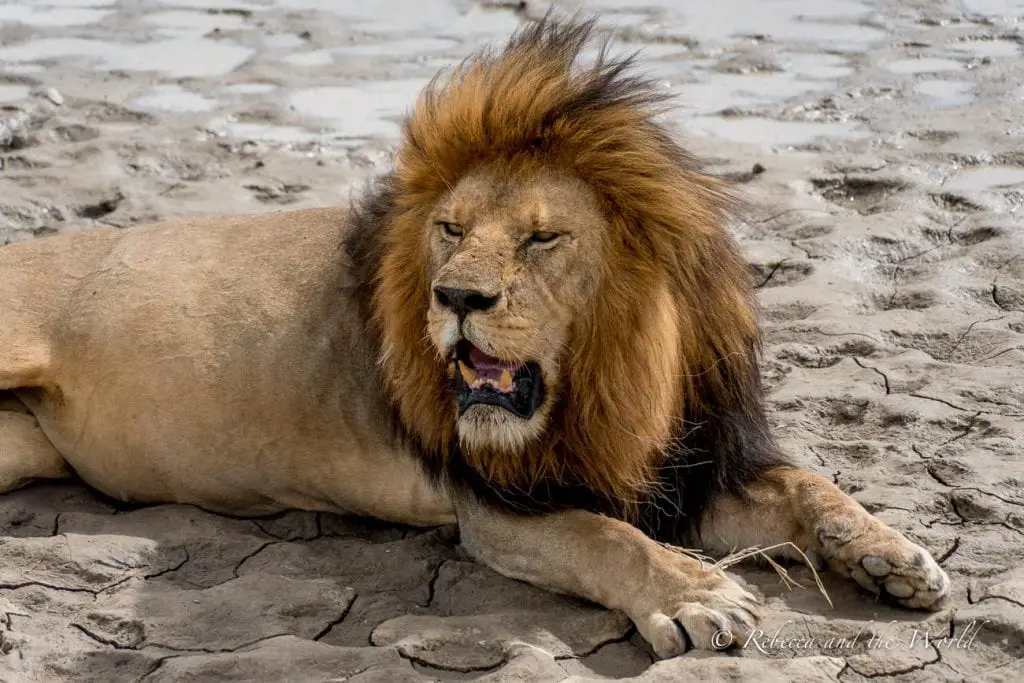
[
  {"xmin": 244, "ymin": 181, "xmax": 312, "ymax": 204},
  {"xmin": 750, "ymin": 259, "xmax": 814, "ymax": 288},
  {"xmin": 75, "ymin": 191, "xmax": 124, "ymax": 220},
  {"xmin": 810, "ymin": 175, "xmax": 909, "ymax": 214},
  {"xmin": 876, "ymin": 288, "xmax": 939, "ymax": 311},
  {"xmin": 931, "ymin": 191, "xmax": 990, "ymax": 213}
]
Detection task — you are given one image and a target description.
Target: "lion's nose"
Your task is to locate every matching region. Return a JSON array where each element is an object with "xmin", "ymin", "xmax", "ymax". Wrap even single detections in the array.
[{"xmin": 433, "ymin": 286, "xmax": 500, "ymax": 315}]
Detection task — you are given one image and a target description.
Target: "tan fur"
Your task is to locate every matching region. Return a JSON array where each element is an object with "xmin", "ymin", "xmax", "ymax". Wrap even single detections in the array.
[
  {"xmin": 0, "ymin": 212, "xmax": 456, "ymax": 526},
  {"xmin": 0, "ymin": 17, "xmax": 950, "ymax": 659}
]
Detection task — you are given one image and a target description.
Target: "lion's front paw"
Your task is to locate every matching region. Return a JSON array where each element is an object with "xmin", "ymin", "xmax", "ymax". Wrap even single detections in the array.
[
  {"xmin": 816, "ymin": 515, "xmax": 950, "ymax": 610},
  {"xmin": 630, "ymin": 560, "xmax": 762, "ymax": 659}
]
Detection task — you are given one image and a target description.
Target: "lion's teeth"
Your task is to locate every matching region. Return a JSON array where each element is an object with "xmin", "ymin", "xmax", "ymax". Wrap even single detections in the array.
[
  {"xmin": 499, "ymin": 369, "xmax": 513, "ymax": 392},
  {"xmin": 458, "ymin": 361, "xmax": 478, "ymax": 385},
  {"xmin": 446, "ymin": 362, "xmax": 456, "ymax": 379}
]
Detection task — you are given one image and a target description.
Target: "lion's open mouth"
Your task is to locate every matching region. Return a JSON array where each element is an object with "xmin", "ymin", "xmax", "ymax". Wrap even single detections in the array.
[{"xmin": 450, "ymin": 340, "xmax": 544, "ymax": 419}]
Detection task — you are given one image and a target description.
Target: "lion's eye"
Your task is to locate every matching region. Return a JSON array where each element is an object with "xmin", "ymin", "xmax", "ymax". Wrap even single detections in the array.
[
  {"xmin": 528, "ymin": 231, "xmax": 560, "ymax": 245},
  {"xmin": 438, "ymin": 222, "xmax": 463, "ymax": 239}
]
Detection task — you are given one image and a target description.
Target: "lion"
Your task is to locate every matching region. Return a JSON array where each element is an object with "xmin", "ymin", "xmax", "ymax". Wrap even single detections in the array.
[{"xmin": 0, "ymin": 18, "xmax": 949, "ymax": 657}]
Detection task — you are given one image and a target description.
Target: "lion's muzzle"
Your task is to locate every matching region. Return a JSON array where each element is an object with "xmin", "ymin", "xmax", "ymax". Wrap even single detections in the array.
[{"xmin": 449, "ymin": 340, "xmax": 544, "ymax": 419}]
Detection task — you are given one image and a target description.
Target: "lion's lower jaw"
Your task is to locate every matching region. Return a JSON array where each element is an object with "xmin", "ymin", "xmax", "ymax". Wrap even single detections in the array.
[{"xmin": 456, "ymin": 404, "xmax": 548, "ymax": 454}]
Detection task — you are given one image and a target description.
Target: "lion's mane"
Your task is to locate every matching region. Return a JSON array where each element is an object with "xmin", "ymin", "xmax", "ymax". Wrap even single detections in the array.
[{"xmin": 346, "ymin": 17, "xmax": 788, "ymax": 542}]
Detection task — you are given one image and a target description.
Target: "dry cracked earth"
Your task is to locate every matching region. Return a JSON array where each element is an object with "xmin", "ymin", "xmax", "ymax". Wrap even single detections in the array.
[{"xmin": 1, "ymin": 0, "xmax": 1023, "ymax": 681}]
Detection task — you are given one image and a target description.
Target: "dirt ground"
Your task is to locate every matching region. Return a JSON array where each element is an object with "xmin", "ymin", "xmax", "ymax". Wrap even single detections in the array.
[{"xmin": 1, "ymin": 0, "xmax": 1022, "ymax": 681}]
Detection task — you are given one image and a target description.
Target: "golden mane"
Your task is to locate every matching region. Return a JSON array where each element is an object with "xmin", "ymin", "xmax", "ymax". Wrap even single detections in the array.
[{"xmin": 366, "ymin": 17, "xmax": 761, "ymax": 514}]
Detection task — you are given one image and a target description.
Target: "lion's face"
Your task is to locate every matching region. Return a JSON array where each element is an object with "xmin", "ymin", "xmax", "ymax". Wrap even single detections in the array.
[{"xmin": 424, "ymin": 166, "xmax": 608, "ymax": 451}]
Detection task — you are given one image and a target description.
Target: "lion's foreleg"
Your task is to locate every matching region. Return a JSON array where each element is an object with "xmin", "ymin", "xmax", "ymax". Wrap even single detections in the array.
[
  {"xmin": 455, "ymin": 496, "xmax": 762, "ymax": 658},
  {"xmin": 699, "ymin": 465, "xmax": 950, "ymax": 610}
]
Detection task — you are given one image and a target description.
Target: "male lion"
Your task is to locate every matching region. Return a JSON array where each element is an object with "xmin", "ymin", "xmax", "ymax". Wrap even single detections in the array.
[{"xmin": 0, "ymin": 18, "xmax": 948, "ymax": 657}]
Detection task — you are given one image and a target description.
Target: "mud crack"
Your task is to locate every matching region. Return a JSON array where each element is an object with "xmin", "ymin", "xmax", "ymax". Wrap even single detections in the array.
[
  {"xmin": 940, "ymin": 412, "xmax": 982, "ymax": 446},
  {"xmin": 399, "ymin": 650, "xmax": 508, "ymax": 675},
  {"xmin": 556, "ymin": 628, "xmax": 639, "ymax": 659},
  {"xmin": 312, "ymin": 597, "xmax": 355, "ymax": 641},
  {"xmin": 990, "ymin": 284, "xmax": 1014, "ymax": 311},
  {"xmin": 853, "ymin": 358, "xmax": 891, "ymax": 394},
  {"xmin": 0, "ymin": 580, "xmax": 96, "ymax": 596},
  {"xmin": 936, "ymin": 537, "xmax": 961, "ymax": 565},
  {"xmin": 844, "ymin": 644, "xmax": 942, "ymax": 679},
  {"xmin": 231, "ymin": 541, "xmax": 282, "ymax": 578},
  {"xmin": 420, "ymin": 560, "xmax": 446, "ymax": 609},
  {"xmin": 755, "ymin": 259, "xmax": 789, "ymax": 288},
  {"xmin": 976, "ymin": 594, "xmax": 1024, "ymax": 610},
  {"xmin": 909, "ymin": 393, "xmax": 1021, "ymax": 417},
  {"xmin": 945, "ymin": 316, "xmax": 1006, "ymax": 361}
]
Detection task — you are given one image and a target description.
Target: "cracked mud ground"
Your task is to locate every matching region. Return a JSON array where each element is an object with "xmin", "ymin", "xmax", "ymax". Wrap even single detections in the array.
[{"xmin": 2, "ymin": 0, "xmax": 1023, "ymax": 681}]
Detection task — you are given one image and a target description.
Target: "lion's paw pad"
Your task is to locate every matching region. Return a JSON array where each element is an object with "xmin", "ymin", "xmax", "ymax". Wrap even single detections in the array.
[{"xmin": 818, "ymin": 521, "xmax": 950, "ymax": 610}]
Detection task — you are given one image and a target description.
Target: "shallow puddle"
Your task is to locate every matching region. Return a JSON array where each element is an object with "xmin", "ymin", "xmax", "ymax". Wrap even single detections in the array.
[
  {"xmin": 333, "ymin": 38, "xmax": 459, "ymax": 58},
  {"xmin": 675, "ymin": 74, "xmax": 826, "ymax": 113},
  {"xmin": 687, "ymin": 116, "xmax": 869, "ymax": 147},
  {"xmin": 280, "ymin": 50, "xmax": 335, "ymax": 68},
  {"xmin": 143, "ymin": 10, "xmax": 249, "ymax": 36},
  {"xmin": 913, "ymin": 80, "xmax": 975, "ymax": 108},
  {"xmin": 944, "ymin": 166, "xmax": 1024, "ymax": 191},
  {"xmin": 289, "ymin": 80, "xmax": 426, "ymax": 138},
  {"xmin": 205, "ymin": 118, "xmax": 321, "ymax": 144},
  {"xmin": 957, "ymin": 0, "xmax": 1024, "ymax": 14},
  {"xmin": 587, "ymin": 0, "xmax": 885, "ymax": 50},
  {"xmin": 273, "ymin": 0, "xmax": 520, "ymax": 36},
  {"xmin": 0, "ymin": 36, "xmax": 254, "ymax": 78},
  {"xmin": 946, "ymin": 40, "xmax": 1021, "ymax": 59},
  {"xmin": 134, "ymin": 85, "xmax": 220, "ymax": 114},
  {"xmin": 885, "ymin": 57, "xmax": 964, "ymax": 74},
  {"xmin": 594, "ymin": 12, "xmax": 650, "ymax": 28},
  {"xmin": 28, "ymin": 0, "xmax": 119, "ymax": 5},
  {"xmin": 221, "ymin": 83, "xmax": 279, "ymax": 96},
  {"xmin": 781, "ymin": 53, "xmax": 854, "ymax": 80},
  {"xmin": 674, "ymin": 58, "xmax": 852, "ymax": 113},
  {"xmin": 283, "ymin": 37, "xmax": 461, "ymax": 68},
  {"xmin": 150, "ymin": 0, "xmax": 261, "ymax": 8},
  {"xmin": 0, "ymin": 5, "xmax": 111, "ymax": 26},
  {"xmin": 639, "ymin": 51, "xmax": 854, "ymax": 113},
  {"xmin": 0, "ymin": 85, "xmax": 32, "ymax": 103},
  {"xmin": 261, "ymin": 34, "xmax": 306, "ymax": 50}
]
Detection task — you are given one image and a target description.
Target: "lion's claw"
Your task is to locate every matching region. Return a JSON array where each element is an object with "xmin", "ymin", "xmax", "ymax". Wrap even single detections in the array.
[{"xmin": 631, "ymin": 568, "xmax": 762, "ymax": 659}]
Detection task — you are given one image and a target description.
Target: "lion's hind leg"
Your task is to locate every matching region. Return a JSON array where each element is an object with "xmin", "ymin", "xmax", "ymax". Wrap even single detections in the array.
[
  {"xmin": 699, "ymin": 466, "xmax": 950, "ymax": 611},
  {"xmin": 0, "ymin": 242, "xmax": 69, "ymax": 491},
  {"xmin": 0, "ymin": 396, "xmax": 69, "ymax": 493}
]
